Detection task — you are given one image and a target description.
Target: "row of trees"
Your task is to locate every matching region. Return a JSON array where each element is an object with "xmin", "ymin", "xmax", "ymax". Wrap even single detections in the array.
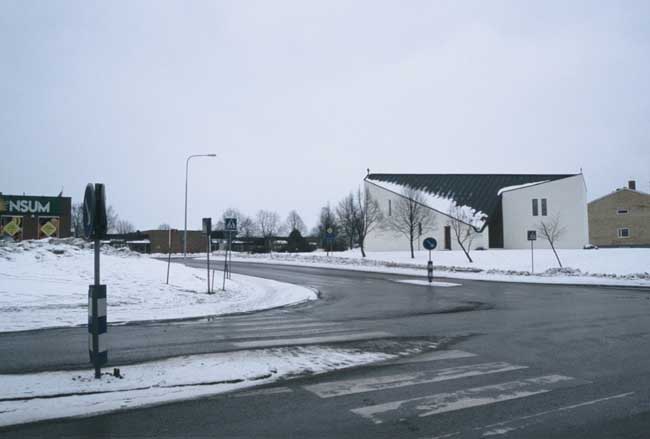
[
  {"xmin": 212, "ymin": 208, "xmax": 309, "ymax": 251},
  {"xmin": 71, "ymin": 203, "xmax": 310, "ymax": 245}
]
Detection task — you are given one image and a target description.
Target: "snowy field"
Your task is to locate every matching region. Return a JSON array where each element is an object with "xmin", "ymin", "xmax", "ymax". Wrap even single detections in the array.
[
  {"xmin": 0, "ymin": 346, "xmax": 396, "ymax": 427},
  {"xmin": 0, "ymin": 239, "xmax": 316, "ymax": 332},
  {"xmin": 213, "ymin": 248, "xmax": 650, "ymax": 287}
]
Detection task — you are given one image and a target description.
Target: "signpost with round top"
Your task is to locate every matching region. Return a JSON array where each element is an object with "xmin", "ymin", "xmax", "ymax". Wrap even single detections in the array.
[
  {"xmin": 423, "ymin": 237, "xmax": 437, "ymax": 284},
  {"xmin": 83, "ymin": 183, "xmax": 108, "ymax": 379}
]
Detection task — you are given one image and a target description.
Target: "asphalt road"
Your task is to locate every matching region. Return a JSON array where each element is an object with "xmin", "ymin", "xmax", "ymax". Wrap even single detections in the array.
[{"xmin": 2, "ymin": 259, "xmax": 650, "ymax": 438}]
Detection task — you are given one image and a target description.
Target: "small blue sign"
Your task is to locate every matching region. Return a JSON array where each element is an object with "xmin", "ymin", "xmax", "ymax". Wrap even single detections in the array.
[{"xmin": 423, "ymin": 237, "xmax": 437, "ymax": 250}]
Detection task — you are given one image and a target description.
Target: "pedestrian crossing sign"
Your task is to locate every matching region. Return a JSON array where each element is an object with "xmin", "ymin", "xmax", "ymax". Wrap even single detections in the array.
[{"xmin": 225, "ymin": 218, "xmax": 238, "ymax": 232}]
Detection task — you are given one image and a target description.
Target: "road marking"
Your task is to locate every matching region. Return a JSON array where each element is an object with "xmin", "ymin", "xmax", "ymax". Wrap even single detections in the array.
[
  {"xmin": 216, "ymin": 321, "xmax": 339, "ymax": 331},
  {"xmin": 304, "ymin": 362, "xmax": 527, "ymax": 398},
  {"xmin": 396, "ymin": 280, "xmax": 462, "ymax": 287},
  {"xmin": 213, "ymin": 319, "xmax": 319, "ymax": 328},
  {"xmin": 232, "ymin": 332, "xmax": 393, "ymax": 348},
  {"xmin": 392, "ymin": 350, "xmax": 477, "ymax": 365},
  {"xmin": 351, "ymin": 375, "xmax": 578, "ymax": 424},
  {"xmin": 225, "ymin": 326, "xmax": 361, "ymax": 340},
  {"xmin": 232, "ymin": 387, "xmax": 293, "ymax": 398},
  {"xmin": 477, "ymin": 391, "xmax": 634, "ymax": 436},
  {"xmin": 427, "ymin": 433, "xmax": 460, "ymax": 439}
]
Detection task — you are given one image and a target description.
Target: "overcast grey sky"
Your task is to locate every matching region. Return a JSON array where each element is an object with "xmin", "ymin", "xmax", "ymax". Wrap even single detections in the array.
[{"xmin": 2, "ymin": 1, "xmax": 649, "ymax": 231}]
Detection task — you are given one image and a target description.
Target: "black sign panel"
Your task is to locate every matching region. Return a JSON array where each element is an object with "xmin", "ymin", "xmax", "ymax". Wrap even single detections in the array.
[
  {"xmin": 83, "ymin": 183, "xmax": 107, "ymax": 240},
  {"xmin": 527, "ymin": 230, "xmax": 537, "ymax": 241},
  {"xmin": 202, "ymin": 218, "xmax": 212, "ymax": 235}
]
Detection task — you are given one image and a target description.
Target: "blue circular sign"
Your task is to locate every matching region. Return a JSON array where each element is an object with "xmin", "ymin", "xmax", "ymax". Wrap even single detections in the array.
[{"xmin": 423, "ymin": 237, "xmax": 437, "ymax": 250}]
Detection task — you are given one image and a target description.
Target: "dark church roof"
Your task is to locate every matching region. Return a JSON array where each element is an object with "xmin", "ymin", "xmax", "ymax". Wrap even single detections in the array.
[{"xmin": 365, "ymin": 173, "xmax": 577, "ymax": 224}]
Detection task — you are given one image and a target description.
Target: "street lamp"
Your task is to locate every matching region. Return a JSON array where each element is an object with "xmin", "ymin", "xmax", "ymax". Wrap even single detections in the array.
[{"xmin": 184, "ymin": 153, "xmax": 216, "ymax": 258}]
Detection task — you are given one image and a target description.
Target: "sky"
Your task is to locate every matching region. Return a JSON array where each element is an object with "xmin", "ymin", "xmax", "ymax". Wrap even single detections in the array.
[{"xmin": 1, "ymin": 0, "xmax": 649, "ymax": 231}]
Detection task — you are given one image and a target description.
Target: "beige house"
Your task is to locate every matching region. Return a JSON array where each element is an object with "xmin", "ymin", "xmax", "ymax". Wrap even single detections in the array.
[{"xmin": 588, "ymin": 181, "xmax": 650, "ymax": 247}]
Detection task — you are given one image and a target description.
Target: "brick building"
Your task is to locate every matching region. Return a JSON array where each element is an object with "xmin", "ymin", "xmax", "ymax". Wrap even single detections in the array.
[
  {"xmin": 0, "ymin": 193, "xmax": 71, "ymax": 240},
  {"xmin": 588, "ymin": 181, "xmax": 650, "ymax": 247}
]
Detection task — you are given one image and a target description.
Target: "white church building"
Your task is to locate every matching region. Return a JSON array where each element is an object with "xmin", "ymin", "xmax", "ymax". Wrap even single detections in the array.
[{"xmin": 364, "ymin": 173, "xmax": 589, "ymax": 251}]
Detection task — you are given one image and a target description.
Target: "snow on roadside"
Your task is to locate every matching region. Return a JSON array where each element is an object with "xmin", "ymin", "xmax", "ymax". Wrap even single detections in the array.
[
  {"xmin": 207, "ymin": 249, "xmax": 650, "ymax": 287},
  {"xmin": 0, "ymin": 346, "xmax": 396, "ymax": 427},
  {"xmin": 0, "ymin": 238, "xmax": 316, "ymax": 332}
]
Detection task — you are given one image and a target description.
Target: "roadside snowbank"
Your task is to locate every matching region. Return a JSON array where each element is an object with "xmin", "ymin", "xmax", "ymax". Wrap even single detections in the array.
[
  {"xmin": 0, "ymin": 346, "xmax": 395, "ymax": 427},
  {"xmin": 0, "ymin": 238, "xmax": 316, "ymax": 332},
  {"xmin": 211, "ymin": 249, "xmax": 650, "ymax": 287}
]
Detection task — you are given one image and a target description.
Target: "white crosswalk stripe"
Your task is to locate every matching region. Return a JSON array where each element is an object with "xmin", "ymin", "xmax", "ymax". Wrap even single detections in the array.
[
  {"xmin": 391, "ymin": 350, "xmax": 476, "ymax": 365},
  {"xmin": 351, "ymin": 374, "xmax": 581, "ymax": 424},
  {"xmin": 233, "ymin": 387, "xmax": 293, "ymax": 398},
  {"xmin": 213, "ymin": 321, "xmax": 336, "ymax": 333},
  {"xmin": 211, "ymin": 318, "xmax": 318, "ymax": 328},
  {"xmin": 232, "ymin": 331, "xmax": 393, "ymax": 348},
  {"xmin": 305, "ymin": 362, "xmax": 528, "ymax": 398},
  {"xmin": 224, "ymin": 325, "xmax": 362, "ymax": 340}
]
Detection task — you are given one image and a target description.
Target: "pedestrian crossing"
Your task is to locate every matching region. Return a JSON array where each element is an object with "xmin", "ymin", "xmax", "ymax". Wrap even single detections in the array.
[
  {"xmin": 304, "ymin": 361, "xmax": 529, "ymax": 398},
  {"xmin": 187, "ymin": 311, "xmax": 391, "ymax": 349},
  {"xmin": 302, "ymin": 348, "xmax": 591, "ymax": 429},
  {"xmin": 351, "ymin": 374, "xmax": 579, "ymax": 424}
]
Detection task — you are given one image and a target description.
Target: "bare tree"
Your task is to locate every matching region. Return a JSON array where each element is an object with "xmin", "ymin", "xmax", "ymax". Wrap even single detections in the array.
[
  {"xmin": 239, "ymin": 216, "xmax": 257, "ymax": 237},
  {"xmin": 71, "ymin": 203, "xmax": 84, "ymax": 237},
  {"xmin": 285, "ymin": 210, "xmax": 306, "ymax": 235},
  {"xmin": 354, "ymin": 187, "xmax": 383, "ymax": 258},
  {"xmin": 383, "ymin": 187, "xmax": 436, "ymax": 258},
  {"xmin": 447, "ymin": 203, "xmax": 478, "ymax": 263},
  {"xmin": 336, "ymin": 193, "xmax": 359, "ymax": 250},
  {"xmin": 106, "ymin": 206, "xmax": 119, "ymax": 233},
  {"xmin": 115, "ymin": 219, "xmax": 135, "ymax": 234},
  {"xmin": 157, "ymin": 223, "xmax": 171, "ymax": 230},
  {"xmin": 256, "ymin": 210, "xmax": 281, "ymax": 251},
  {"xmin": 537, "ymin": 214, "xmax": 566, "ymax": 267}
]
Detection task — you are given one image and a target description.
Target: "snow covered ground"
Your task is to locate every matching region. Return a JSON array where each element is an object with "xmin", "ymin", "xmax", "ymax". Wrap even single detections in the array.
[
  {"xmin": 0, "ymin": 238, "xmax": 316, "ymax": 332},
  {"xmin": 209, "ymin": 248, "xmax": 650, "ymax": 287},
  {"xmin": 0, "ymin": 346, "xmax": 396, "ymax": 427}
]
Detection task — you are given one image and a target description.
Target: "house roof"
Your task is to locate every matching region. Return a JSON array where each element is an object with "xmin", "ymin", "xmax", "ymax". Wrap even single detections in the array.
[
  {"xmin": 365, "ymin": 173, "xmax": 577, "ymax": 225},
  {"xmin": 588, "ymin": 187, "xmax": 650, "ymax": 205}
]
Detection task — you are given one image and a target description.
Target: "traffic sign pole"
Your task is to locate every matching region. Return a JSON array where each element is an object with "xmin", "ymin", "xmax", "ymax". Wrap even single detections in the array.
[
  {"xmin": 527, "ymin": 230, "xmax": 537, "ymax": 274},
  {"xmin": 531, "ymin": 240, "xmax": 534, "ymax": 274},
  {"xmin": 166, "ymin": 229, "xmax": 171, "ymax": 285},
  {"xmin": 422, "ymin": 237, "xmax": 437, "ymax": 285},
  {"xmin": 202, "ymin": 218, "xmax": 212, "ymax": 294},
  {"xmin": 84, "ymin": 183, "xmax": 108, "ymax": 379},
  {"xmin": 92, "ymin": 239, "xmax": 101, "ymax": 378}
]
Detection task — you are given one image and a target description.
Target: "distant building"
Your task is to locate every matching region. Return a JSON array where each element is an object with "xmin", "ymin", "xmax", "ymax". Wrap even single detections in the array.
[
  {"xmin": 588, "ymin": 180, "xmax": 650, "ymax": 247},
  {"xmin": 107, "ymin": 230, "xmax": 207, "ymax": 254},
  {"xmin": 364, "ymin": 173, "xmax": 589, "ymax": 251},
  {"xmin": 0, "ymin": 193, "xmax": 71, "ymax": 241}
]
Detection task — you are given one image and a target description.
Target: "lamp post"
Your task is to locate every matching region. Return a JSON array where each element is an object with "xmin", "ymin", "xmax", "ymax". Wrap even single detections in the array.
[{"xmin": 184, "ymin": 154, "xmax": 216, "ymax": 258}]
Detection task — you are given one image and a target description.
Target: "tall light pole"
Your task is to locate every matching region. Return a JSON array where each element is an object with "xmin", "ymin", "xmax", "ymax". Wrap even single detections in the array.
[{"xmin": 184, "ymin": 154, "xmax": 216, "ymax": 258}]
